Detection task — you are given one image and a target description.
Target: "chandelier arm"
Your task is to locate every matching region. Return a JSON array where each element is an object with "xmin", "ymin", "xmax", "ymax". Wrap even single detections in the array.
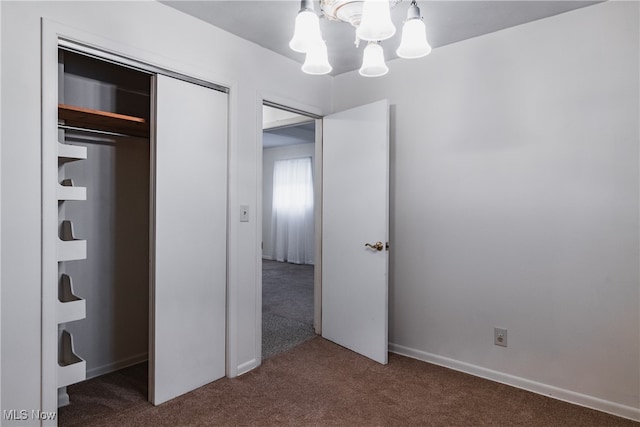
[{"xmin": 406, "ymin": 0, "xmax": 421, "ymax": 21}]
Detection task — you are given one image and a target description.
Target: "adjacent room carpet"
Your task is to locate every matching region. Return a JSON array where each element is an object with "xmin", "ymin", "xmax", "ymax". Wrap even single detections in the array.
[
  {"xmin": 59, "ymin": 337, "xmax": 635, "ymax": 427},
  {"xmin": 262, "ymin": 259, "xmax": 315, "ymax": 359}
]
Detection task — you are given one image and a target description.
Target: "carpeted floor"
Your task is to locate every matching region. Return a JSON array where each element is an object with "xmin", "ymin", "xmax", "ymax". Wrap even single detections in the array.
[
  {"xmin": 262, "ymin": 259, "xmax": 315, "ymax": 359},
  {"xmin": 59, "ymin": 337, "xmax": 636, "ymax": 427}
]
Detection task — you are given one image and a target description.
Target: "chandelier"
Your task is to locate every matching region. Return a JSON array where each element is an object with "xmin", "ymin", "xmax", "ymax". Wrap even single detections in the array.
[{"xmin": 290, "ymin": 0, "xmax": 432, "ymax": 77}]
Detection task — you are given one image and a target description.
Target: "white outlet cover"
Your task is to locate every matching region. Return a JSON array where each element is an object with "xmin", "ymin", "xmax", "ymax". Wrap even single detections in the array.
[{"xmin": 494, "ymin": 327, "xmax": 507, "ymax": 347}]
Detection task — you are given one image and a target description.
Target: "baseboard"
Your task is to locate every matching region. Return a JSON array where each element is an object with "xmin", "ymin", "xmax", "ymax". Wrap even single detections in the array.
[
  {"xmin": 261, "ymin": 256, "xmax": 314, "ymax": 266},
  {"xmin": 57, "ymin": 387, "xmax": 70, "ymax": 408},
  {"xmin": 236, "ymin": 358, "xmax": 258, "ymax": 376},
  {"xmin": 389, "ymin": 343, "xmax": 640, "ymax": 422},
  {"xmin": 85, "ymin": 352, "xmax": 148, "ymax": 380}
]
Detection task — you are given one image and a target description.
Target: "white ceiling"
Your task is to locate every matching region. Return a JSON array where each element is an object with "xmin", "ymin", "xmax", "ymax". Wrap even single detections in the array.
[
  {"xmin": 161, "ymin": 1, "xmax": 601, "ymax": 76},
  {"xmin": 264, "ymin": 121, "xmax": 316, "ymax": 148},
  {"xmin": 263, "ymin": 105, "xmax": 315, "ymax": 148}
]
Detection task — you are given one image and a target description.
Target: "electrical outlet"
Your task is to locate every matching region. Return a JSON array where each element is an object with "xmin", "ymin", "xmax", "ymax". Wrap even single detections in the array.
[{"xmin": 494, "ymin": 327, "xmax": 507, "ymax": 347}]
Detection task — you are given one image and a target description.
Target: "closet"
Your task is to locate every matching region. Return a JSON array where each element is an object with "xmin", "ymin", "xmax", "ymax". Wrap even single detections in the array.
[
  {"xmin": 56, "ymin": 50, "xmax": 152, "ymax": 406},
  {"xmin": 47, "ymin": 42, "xmax": 228, "ymax": 419}
]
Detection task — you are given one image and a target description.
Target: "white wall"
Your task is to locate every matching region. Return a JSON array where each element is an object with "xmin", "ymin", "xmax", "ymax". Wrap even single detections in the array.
[
  {"xmin": 262, "ymin": 143, "xmax": 316, "ymax": 260},
  {"xmin": 333, "ymin": 1, "xmax": 639, "ymax": 419},
  {"xmin": 0, "ymin": 0, "xmax": 331, "ymax": 420}
]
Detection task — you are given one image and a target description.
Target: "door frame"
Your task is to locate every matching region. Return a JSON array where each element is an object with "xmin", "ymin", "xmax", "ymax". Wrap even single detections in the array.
[
  {"xmin": 256, "ymin": 95, "xmax": 324, "ymax": 363},
  {"xmin": 41, "ymin": 19, "xmax": 235, "ymax": 420}
]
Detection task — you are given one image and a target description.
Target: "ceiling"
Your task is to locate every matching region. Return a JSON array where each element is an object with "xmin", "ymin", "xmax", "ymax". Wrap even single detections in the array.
[
  {"xmin": 161, "ymin": 1, "xmax": 601, "ymax": 76},
  {"xmin": 264, "ymin": 121, "xmax": 315, "ymax": 148},
  {"xmin": 262, "ymin": 104, "xmax": 315, "ymax": 148}
]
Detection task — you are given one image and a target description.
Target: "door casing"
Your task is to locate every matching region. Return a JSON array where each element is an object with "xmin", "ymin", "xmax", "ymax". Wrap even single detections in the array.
[
  {"xmin": 256, "ymin": 98, "xmax": 324, "ymax": 364},
  {"xmin": 255, "ymin": 100, "xmax": 390, "ymax": 366}
]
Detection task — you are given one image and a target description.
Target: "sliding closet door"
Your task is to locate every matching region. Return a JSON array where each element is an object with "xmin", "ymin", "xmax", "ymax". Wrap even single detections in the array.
[{"xmin": 150, "ymin": 75, "xmax": 227, "ymax": 405}]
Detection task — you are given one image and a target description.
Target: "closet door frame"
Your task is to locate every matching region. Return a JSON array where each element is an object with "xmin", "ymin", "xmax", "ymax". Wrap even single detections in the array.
[{"xmin": 41, "ymin": 20, "xmax": 234, "ymax": 423}]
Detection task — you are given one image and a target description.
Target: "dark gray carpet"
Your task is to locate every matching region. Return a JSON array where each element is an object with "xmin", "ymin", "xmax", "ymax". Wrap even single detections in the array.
[
  {"xmin": 59, "ymin": 338, "xmax": 638, "ymax": 427},
  {"xmin": 262, "ymin": 259, "xmax": 315, "ymax": 359}
]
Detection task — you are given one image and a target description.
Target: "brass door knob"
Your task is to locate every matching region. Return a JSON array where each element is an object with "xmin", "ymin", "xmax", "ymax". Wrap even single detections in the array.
[{"xmin": 365, "ymin": 241, "xmax": 384, "ymax": 251}]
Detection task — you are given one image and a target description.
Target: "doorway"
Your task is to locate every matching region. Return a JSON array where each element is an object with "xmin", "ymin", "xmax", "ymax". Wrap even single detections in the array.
[{"xmin": 261, "ymin": 104, "xmax": 317, "ymax": 359}]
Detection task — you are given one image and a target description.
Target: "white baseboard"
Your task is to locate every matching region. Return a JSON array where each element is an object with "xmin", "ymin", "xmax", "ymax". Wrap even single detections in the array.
[
  {"xmin": 236, "ymin": 358, "xmax": 258, "ymax": 376},
  {"xmin": 86, "ymin": 352, "xmax": 148, "ymax": 380},
  {"xmin": 389, "ymin": 343, "xmax": 640, "ymax": 422},
  {"xmin": 57, "ymin": 387, "xmax": 70, "ymax": 408},
  {"xmin": 262, "ymin": 256, "xmax": 314, "ymax": 266}
]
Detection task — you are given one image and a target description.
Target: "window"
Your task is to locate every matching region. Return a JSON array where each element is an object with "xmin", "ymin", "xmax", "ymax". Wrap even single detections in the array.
[{"xmin": 271, "ymin": 157, "xmax": 314, "ymax": 264}]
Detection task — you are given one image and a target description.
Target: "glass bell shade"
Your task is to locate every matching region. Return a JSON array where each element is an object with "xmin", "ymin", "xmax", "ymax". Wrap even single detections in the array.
[
  {"xmin": 396, "ymin": 18, "xmax": 432, "ymax": 59},
  {"xmin": 302, "ymin": 40, "xmax": 332, "ymax": 75},
  {"xmin": 359, "ymin": 42, "xmax": 388, "ymax": 77},
  {"xmin": 356, "ymin": 0, "xmax": 396, "ymax": 42},
  {"xmin": 289, "ymin": 9, "xmax": 323, "ymax": 53}
]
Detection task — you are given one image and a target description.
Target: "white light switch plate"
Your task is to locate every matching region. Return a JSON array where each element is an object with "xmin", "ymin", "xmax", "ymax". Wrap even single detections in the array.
[{"xmin": 240, "ymin": 204, "xmax": 249, "ymax": 222}]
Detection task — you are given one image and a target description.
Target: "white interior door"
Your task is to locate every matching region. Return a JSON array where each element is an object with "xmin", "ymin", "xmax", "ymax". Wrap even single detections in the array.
[
  {"xmin": 151, "ymin": 75, "xmax": 227, "ymax": 404},
  {"xmin": 322, "ymin": 100, "xmax": 389, "ymax": 364}
]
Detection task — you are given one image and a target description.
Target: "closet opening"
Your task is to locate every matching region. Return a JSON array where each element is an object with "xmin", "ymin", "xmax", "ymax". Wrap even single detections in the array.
[
  {"xmin": 261, "ymin": 104, "xmax": 318, "ymax": 360},
  {"xmin": 57, "ymin": 48, "xmax": 152, "ymax": 420}
]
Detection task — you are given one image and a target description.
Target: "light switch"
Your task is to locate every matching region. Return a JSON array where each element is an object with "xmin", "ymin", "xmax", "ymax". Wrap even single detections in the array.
[{"xmin": 240, "ymin": 204, "xmax": 249, "ymax": 222}]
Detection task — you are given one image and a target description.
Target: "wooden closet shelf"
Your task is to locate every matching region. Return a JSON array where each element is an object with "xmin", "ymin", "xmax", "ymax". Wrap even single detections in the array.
[{"xmin": 58, "ymin": 104, "xmax": 149, "ymax": 138}]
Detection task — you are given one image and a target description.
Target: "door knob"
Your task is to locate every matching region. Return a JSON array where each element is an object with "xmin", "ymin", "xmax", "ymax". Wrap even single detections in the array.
[{"xmin": 365, "ymin": 241, "xmax": 384, "ymax": 251}]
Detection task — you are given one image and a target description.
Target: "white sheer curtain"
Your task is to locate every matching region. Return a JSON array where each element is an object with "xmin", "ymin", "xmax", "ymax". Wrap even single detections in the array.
[{"xmin": 271, "ymin": 157, "xmax": 314, "ymax": 264}]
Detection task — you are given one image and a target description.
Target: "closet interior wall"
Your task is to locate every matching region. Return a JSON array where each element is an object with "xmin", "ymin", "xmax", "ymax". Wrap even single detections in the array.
[{"xmin": 58, "ymin": 50, "xmax": 151, "ymax": 391}]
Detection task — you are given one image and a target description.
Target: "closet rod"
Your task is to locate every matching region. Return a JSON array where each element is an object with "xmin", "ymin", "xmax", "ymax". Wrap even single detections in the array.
[{"xmin": 58, "ymin": 124, "xmax": 130, "ymax": 138}]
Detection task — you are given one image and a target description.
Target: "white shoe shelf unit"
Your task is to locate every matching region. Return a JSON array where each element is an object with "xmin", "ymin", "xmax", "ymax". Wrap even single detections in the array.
[
  {"xmin": 55, "ymin": 103, "xmax": 150, "ymax": 402},
  {"xmin": 56, "ymin": 134, "xmax": 88, "ymax": 394}
]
